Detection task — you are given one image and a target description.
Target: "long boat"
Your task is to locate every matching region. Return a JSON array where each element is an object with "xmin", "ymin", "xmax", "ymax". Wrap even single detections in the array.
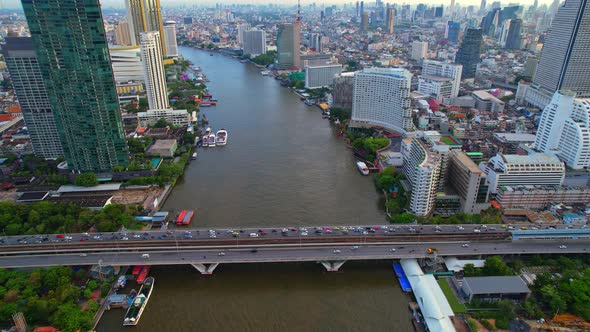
[{"xmin": 123, "ymin": 277, "xmax": 155, "ymax": 326}]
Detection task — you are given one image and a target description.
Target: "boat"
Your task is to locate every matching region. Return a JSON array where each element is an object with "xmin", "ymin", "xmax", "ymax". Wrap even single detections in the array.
[
  {"xmin": 208, "ymin": 133, "xmax": 216, "ymax": 146},
  {"xmin": 115, "ymin": 275, "xmax": 127, "ymax": 289},
  {"xmin": 261, "ymin": 71, "xmax": 270, "ymax": 76},
  {"xmin": 200, "ymin": 102, "xmax": 212, "ymax": 107},
  {"xmin": 175, "ymin": 210, "xmax": 195, "ymax": 226},
  {"xmin": 205, "ymin": 127, "xmax": 212, "ymax": 135},
  {"xmin": 191, "ymin": 152, "xmax": 198, "ymax": 160},
  {"xmin": 356, "ymin": 161, "xmax": 370, "ymax": 175},
  {"xmin": 201, "ymin": 135, "xmax": 209, "ymax": 147},
  {"xmin": 216, "ymin": 129, "xmax": 227, "ymax": 146},
  {"xmin": 123, "ymin": 277, "xmax": 155, "ymax": 326},
  {"xmin": 304, "ymin": 100, "xmax": 314, "ymax": 106},
  {"xmin": 209, "ymin": 53, "xmax": 214, "ymax": 56}
]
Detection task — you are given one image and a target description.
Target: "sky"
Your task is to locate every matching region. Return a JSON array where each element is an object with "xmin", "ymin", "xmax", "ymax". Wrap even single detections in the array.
[{"xmin": 3, "ymin": 0, "xmax": 547, "ymax": 10}]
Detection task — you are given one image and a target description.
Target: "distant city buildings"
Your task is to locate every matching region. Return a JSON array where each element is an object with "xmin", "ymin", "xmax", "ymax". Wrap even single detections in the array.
[
  {"xmin": 351, "ymin": 68, "xmax": 413, "ymax": 134},
  {"xmin": 386, "ymin": 8, "xmax": 395, "ymax": 34},
  {"xmin": 22, "ymin": 0, "xmax": 128, "ymax": 172},
  {"xmin": 140, "ymin": 31, "xmax": 169, "ymax": 110},
  {"xmin": 455, "ymin": 28, "xmax": 483, "ymax": 79},
  {"xmin": 243, "ymin": 29, "xmax": 266, "ymax": 56},
  {"xmin": 418, "ymin": 60, "xmax": 462, "ymax": 102},
  {"xmin": 411, "ymin": 41, "xmax": 428, "ymax": 61},
  {"xmin": 445, "ymin": 21, "xmax": 460, "ymax": 43},
  {"xmin": 276, "ymin": 22, "xmax": 301, "ymax": 70},
  {"xmin": 304, "ymin": 64, "xmax": 342, "ymax": 89}
]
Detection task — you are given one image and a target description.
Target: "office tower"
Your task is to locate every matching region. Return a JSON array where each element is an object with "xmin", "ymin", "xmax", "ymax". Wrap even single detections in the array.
[
  {"xmin": 505, "ymin": 18, "xmax": 522, "ymax": 49},
  {"xmin": 110, "ymin": 47, "xmax": 144, "ymax": 83},
  {"xmin": 361, "ymin": 12, "xmax": 369, "ymax": 31},
  {"xmin": 480, "ymin": 0, "xmax": 486, "ymax": 12},
  {"xmin": 1, "ymin": 37, "xmax": 64, "ymax": 159},
  {"xmin": 356, "ymin": 1, "xmax": 360, "ymax": 16},
  {"xmin": 402, "ymin": 137, "xmax": 441, "ymax": 216},
  {"xmin": 163, "ymin": 21, "xmax": 178, "ymax": 57},
  {"xmin": 115, "ymin": 21, "xmax": 132, "ymax": 46},
  {"xmin": 126, "ymin": 0, "xmax": 166, "ymax": 56},
  {"xmin": 480, "ymin": 8, "xmax": 500, "ymax": 35},
  {"xmin": 481, "ymin": 153, "xmax": 565, "ymax": 194},
  {"xmin": 304, "ymin": 64, "xmax": 342, "ymax": 89},
  {"xmin": 183, "ymin": 17, "xmax": 193, "ymax": 24},
  {"xmin": 351, "ymin": 68, "xmax": 413, "ymax": 134},
  {"xmin": 534, "ymin": 0, "xmax": 590, "ymax": 98},
  {"xmin": 456, "ymin": 28, "xmax": 483, "ymax": 79},
  {"xmin": 277, "ymin": 22, "xmax": 301, "ymax": 70},
  {"xmin": 140, "ymin": 32, "xmax": 169, "ymax": 110},
  {"xmin": 309, "ymin": 33, "xmax": 322, "ymax": 52},
  {"xmin": 22, "ymin": 0, "xmax": 128, "ymax": 172},
  {"xmin": 435, "ymin": 6, "xmax": 443, "ymax": 17},
  {"xmin": 524, "ymin": 56, "xmax": 538, "ymax": 79},
  {"xmin": 386, "ymin": 8, "xmax": 395, "ymax": 34},
  {"xmin": 237, "ymin": 23, "xmax": 249, "ymax": 46},
  {"xmin": 445, "ymin": 21, "xmax": 460, "ymax": 42},
  {"xmin": 411, "ymin": 41, "xmax": 428, "ymax": 61},
  {"xmin": 499, "ymin": 19, "xmax": 511, "ymax": 47},
  {"xmin": 243, "ymin": 29, "xmax": 266, "ymax": 56},
  {"xmin": 418, "ymin": 60, "xmax": 462, "ymax": 101},
  {"xmin": 450, "ymin": 0, "xmax": 456, "ymax": 15},
  {"xmin": 448, "ymin": 151, "xmax": 489, "ymax": 214},
  {"xmin": 360, "ymin": 1, "xmax": 364, "ymax": 15}
]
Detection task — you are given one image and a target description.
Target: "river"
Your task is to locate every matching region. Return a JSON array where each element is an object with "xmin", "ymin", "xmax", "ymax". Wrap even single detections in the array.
[{"xmin": 96, "ymin": 47, "xmax": 413, "ymax": 332}]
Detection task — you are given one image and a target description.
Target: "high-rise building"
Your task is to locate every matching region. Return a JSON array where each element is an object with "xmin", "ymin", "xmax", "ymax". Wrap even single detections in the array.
[
  {"xmin": 237, "ymin": 23, "xmax": 249, "ymax": 46},
  {"xmin": 402, "ymin": 137, "xmax": 442, "ymax": 216},
  {"xmin": 304, "ymin": 64, "xmax": 342, "ymax": 89},
  {"xmin": 456, "ymin": 28, "xmax": 483, "ymax": 79},
  {"xmin": 2, "ymin": 37, "xmax": 64, "ymax": 159},
  {"xmin": 356, "ymin": 1, "xmax": 360, "ymax": 16},
  {"xmin": 445, "ymin": 21, "xmax": 461, "ymax": 42},
  {"xmin": 411, "ymin": 40, "xmax": 428, "ymax": 61},
  {"xmin": 480, "ymin": 0, "xmax": 486, "ymax": 12},
  {"xmin": 22, "ymin": 0, "xmax": 128, "ymax": 172},
  {"xmin": 505, "ymin": 18, "xmax": 522, "ymax": 49},
  {"xmin": 309, "ymin": 33, "xmax": 322, "ymax": 52},
  {"xmin": 418, "ymin": 60, "xmax": 462, "ymax": 101},
  {"xmin": 360, "ymin": 1, "xmax": 364, "ymax": 15},
  {"xmin": 533, "ymin": 0, "xmax": 590, "ymax": 99},
  {"xmin": 115, "ymin": 21, "xmax": 133, "ymax": 46},
  {"xmin": 524, "ymin": 56, "xmax": 538, "ymax": 79},
  {"xmin": 435, "ymin": 6, "xmax": 443, "ymax": 17},
  {"xmin": 243, "ymin": 29, "xmax": 266, "ymax": 56},
  {"xmin": 361, "ymin": 12, "xmax": 369, "ymax": 31},
  {"xmin": 332, "ymin": 73, "xmax": 355, "ymax": 109},
  {"xmin": 386, "ymin": 8, "xmax": 395, "ymax": 34},
  {"xmin": 163, "ymin": 21, "xmax": 178, "ymax": 57},
  {"xmin": 140, "ymin": 31, "xmax": 169, "ymax": 110},
  {"xmin": 183, "ymin": 17, "xmax": 193, "ymax": 24},
  {"xmin": 126, "ymin": 0, "xmax": 167, "ymax": 56},
  {"xmin": 351, "ymin": 68, "xmax": 413, "ymax": 134},
  {"xmin": 277, "ymin": 22, "xmax": 301, "ymax": 70},
  {"xmin": 110, "ymin": 46, "xmax": 144, "ymax": 83},
  {"xmin": 448, "ymin": 150, "xmax": 489, "ymax": 214}
]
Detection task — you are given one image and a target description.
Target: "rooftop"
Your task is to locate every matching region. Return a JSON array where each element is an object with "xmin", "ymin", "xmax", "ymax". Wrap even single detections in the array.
[
  {"xmin": 453, "ymin": 151, "xmax": 482, "ymax": 174},
  {"xmin": 463, "ymin": 276, "xmax": 531, "ymax": 295},
  {"xmin": 493, "ymin": 133, "xmax": 537, "ymax": 143},
  {"xmin": 57, "ymin": 183, "xmax": 121, "ymax": 193},
  {"xmin": 472, "ymin": 90, "xmax": 505, "ymax": 104},
  {"xmin": 501, "ymin": 153, "xmax": 562, "ymax": 165}
]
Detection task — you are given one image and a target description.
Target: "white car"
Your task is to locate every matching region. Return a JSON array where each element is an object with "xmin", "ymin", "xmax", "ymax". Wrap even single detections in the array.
[
  {"xmin": 458, "ymin": 226, "xmax": 465, "ymax": 231},
  {"xmin": 389, "ymin": 248, "xmax": 396, "ymax": 252},
  {"xmin": 333, "ymin": 249, "xmax": 341, "ymax": 254},
  {"xmin": 301, "ymin": 232, "xmax": 308, "ymax": 236},
  {"xmin": 473, "ymin": 229, "xmax": 481, "ymax": 233},
  {"xmin": 249, "ymin": 233, "xmax": 259, "ymax": 238},
  {"xmin": 559, "ymin": 245, "xmax": 567, "ymax": 249},
  {"xmin": 93, "ymin": 236, "xmax": 101, "ymax": 240},
  {"xmin": 351, "ymin": 246, "xmax": 359, "ymax": 250},
  {"xmin": 218, "ymin": 252, "xmax": 226, "ymax": 256},
  {"xmin": 462, "ymin": 243, "xmax": 470, "ymax": 248},
  {"xmin": 133, "ymin": 234, "xmax": 141, "ymax": 238},
  {"xmin": 121, "ymin": 237, "xmax": 129, "ymax": 241}
]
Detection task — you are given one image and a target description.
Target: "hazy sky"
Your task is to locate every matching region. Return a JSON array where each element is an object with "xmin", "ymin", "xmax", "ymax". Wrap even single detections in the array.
[{"xmin": 4, "ymin": 0, "xmax": 546, "ymax": 10}]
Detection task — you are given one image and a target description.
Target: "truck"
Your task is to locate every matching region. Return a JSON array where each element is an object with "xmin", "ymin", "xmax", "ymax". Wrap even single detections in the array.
[{"xmin": 427, "ymin": 248, "xmax": 437, "ymax": 254}]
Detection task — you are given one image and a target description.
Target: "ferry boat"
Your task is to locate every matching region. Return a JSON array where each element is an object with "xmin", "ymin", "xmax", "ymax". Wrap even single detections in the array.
[
  {"xmin": 191, "ymin": 152, "xmax": 198, "ymax": 160},
  {"xmin": 123, "ymin": 277, "xmax": 155, "ymax": 326},
  {"xmin": 201, "ymin": 135, "xmax": 209, "ymax": 147},
  {"xmin": 216, "ymin": 129, "xmax": 227, "ymax": 146},
  {"xmin": 261, "ymin": 70, "xmax": 270, "ymax": 76},
  {"xmin": 208, "ymin": 133, "xmax": 216, "ymax": 146},
  {"xmin": 175, "ymin": 210, "xmax": 195, "ymax": 226},
  {"xmin": 356, "ymin": 161, "xmax": 370, "ymax": 175}
]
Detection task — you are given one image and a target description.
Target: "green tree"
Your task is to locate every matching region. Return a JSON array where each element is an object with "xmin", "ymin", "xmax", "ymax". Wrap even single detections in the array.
[
  {"xmin": 152, "ymin": 118, "xmax": 172, "ymax": 128},
  {"xmin": 75, "ymin": 173, "xmax": 98, "ymax": 187},
  {"xmin": 50, "ymin": 303, "xmax": 94, "ymax": 332},
  {"xmin": 481, "ymin": 256, "xmax": 513, "ymax": 276}
]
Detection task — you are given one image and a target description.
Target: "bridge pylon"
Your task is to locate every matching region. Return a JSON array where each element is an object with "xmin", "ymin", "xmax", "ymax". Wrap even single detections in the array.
[
  {"xmin": 191, "ymin": 263, "xmax": 220, "ymax": 275},
  {"xmin": 319, "ymin": 260, "xmax": 346, "ymax": 272}
]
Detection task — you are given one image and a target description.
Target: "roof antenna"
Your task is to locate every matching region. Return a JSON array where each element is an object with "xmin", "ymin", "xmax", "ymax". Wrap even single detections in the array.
[{"xmin": 297, "ymin": 0, "xmax": 301, "ymax": 22}]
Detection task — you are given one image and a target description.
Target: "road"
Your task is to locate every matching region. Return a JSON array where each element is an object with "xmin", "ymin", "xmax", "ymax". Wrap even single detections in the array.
[{"xmin": 0, "ymin": 241, "xmax": 588, "ymax": 268}]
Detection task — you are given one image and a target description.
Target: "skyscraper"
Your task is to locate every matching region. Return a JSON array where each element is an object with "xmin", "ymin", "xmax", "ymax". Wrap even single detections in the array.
[
  {"xmin": 163, "ymin": 21, "xmax": 178, "ymax": 57},
  {"xmin": 140, "ymin": 31, "xmax": 169, "ymax": 110},
  {"xmin": 504, "ymin": 18, "xmax": 522, "ymax": 49},
  {"xmin": 352, "ymin": 68, "xmax": 413, "ymax": 134},
  {"xmin": 126, "ymin": 0, "xmax": 167, "ymax": 56},
  {"xmin": 533, "ymin": 0, "xmax": 590, "ymax": 98},
  {"xmin": 445, "ymin": 21, "xmax": 461, "ymax": 42},
  {"xmin": 2, "ymin": 37, "xmax": 64, "ymax": 159},
  {"xmin": 386, "ymin": 8, "xmax": 395, "ymax": 34},
  {"xmin": 276, "ymin": 22, "xmax": 301, "ymax": 70},
  {"xmin": 361, "ymin": 12, "xmax": 369, "ymax": 31},
  {"xmin": 115, "ymin": 21, "xmax": 133, "ymax": 46},
  {"xmin": 456, "ymin": 28, "xmax": 483, "ymax": 79},
  {"xmin": 243, "ymin": 29, "xmax": 267, "ymax": 56},
  {"xmin": 22, "ymin": 0, "xmax": 128, "ymax": 172},
  {"xmin": 309, "ymin": 33, "xmax": 323, "ymax": 52}
]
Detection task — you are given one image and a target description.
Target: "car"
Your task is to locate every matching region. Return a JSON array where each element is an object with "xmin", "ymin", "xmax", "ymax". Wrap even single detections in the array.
[
  {"xmin": 427, "ymin": 248, "xmax": 436, "ymax": 254},
  {"xmin": 141, "ymin": 254, "xmax": 150, "ymax": 259},
  {"xmin": 362, "ymin": 231, "xmax": 368, "ymax": 235},
  {"xmin": 218, "ymin": 252, "xmax": 226, "ymax": 256},
  {"xmin": 232, "ymin": 232, "xmax": 239, "ymax": 237},
  {"xmin": 250, "ymin": 249, "xmax": 258, "ymax": 253},
  {"xmin": 79, "ymin": 238, "xmax": 88, "ymax": 242},
  {"xmin": 260, "ymin": 231, "xmax": 268, "ymax": 236},
  {"xmin": 333, "ymin": 249, "xmax": 341, "ymax": 254},
  {"xmin": 93, "ymin": 235, "xmax": 101, "ymax": 240},
  {"xmin": 121, "ymin": 237, "xmax": 129, "ymax": 241},
  {"xmin": 342, "ymin": 229, "xmax": 349, "ymax": 233},
  {"xmin": 462, "ymin": 243, "xmax": 469, "ymax": 248},
  {"xmin": 301, "ymin": 232, "xmax": 308, "ymax": 236},
  {"xmin": 389, "ymin": 248, "xmax": 396, "ymax": 252},
  {"xmin": 501, "ymin": 225, "xmax": 508, "ymax": 228},
  {"xmin": 351, "ymin": 246, "xmax": 359, "ymax": 250},
  {"xmin": 333, "ymin": 227, "xmax": 341, "ymax": 231},
  {"xmin": 282, "ymin": 228, "xmax": 289, "ymax": 233},
  {"xmin": 473, "ymin": 229, "xmax": 481, "ymax": 233},
  {"xmin": 79, "ymin": 253, "xmax": 87, "ymax": 257},
  {"xmin": 209, "ymin": 234, "xmax": 217, "ymax": 238},
  {"xmin": 82, "ymin": 232, "xmax": 89, "ymax": 236},
  {"xmin": 559, "ymin": 245, "xmax": 567, "ymax": 249},
  {"xmin": 290, "ymin": 228, "xmax": 297, "ymax": 232},
  {"xmin": 249, "ymin": 233, "xmax": 259, "ymax": 238},
  {"xmin": 133, "ymin": 234, "xmax": 141, "ymax": 238},
  {"xmin": 520, "ymin": 226, "xmax": 528, "ymax": 230},
  {"xmin": 458, "ymin": 226, "xmax": 465, "ymax": 231},
  {"xmin": 56, "ymin": 234, "xmax": 65, "ymax": 239}
]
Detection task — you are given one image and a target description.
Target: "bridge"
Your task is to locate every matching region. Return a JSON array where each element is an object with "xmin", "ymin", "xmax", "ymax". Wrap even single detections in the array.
[{"xmin": 1, "ymin": 224, "xmax": 588, "ymax": 273}]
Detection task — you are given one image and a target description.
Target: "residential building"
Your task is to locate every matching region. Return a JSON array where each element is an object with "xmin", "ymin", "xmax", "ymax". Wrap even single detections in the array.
[
  {"xmin": 496, "ymin": 185, "xmax": 590, "ymax": 209},
  {"xmin": 243, "ymin": 29, "xmax": 266, "ymax": 56},
  {"xmin": 532, "ymin": 0, "xmax": 590, "ymax": 100},
  {"xmin": 276, "ymin": 22, "xmax": 300, "ymax": 70},
  {"xmin": 115, "ymin": 21, "xmax": 132, "ymax": 46},
  {"xmin": 163, "ymin": 21, "xmax": 178, "ymax": 57},
  {"xmin": 418, "ymin": 60, "xmax": 462, "ymax": 101},
  {"xmin": 448, "ymin": 151, "xmax": 490, "ymax": 214},
  {"xmin": 411, "ymin": 41, "xmax": 428, "ymax": 61},
  {"xmin": 126, "ymin": 0, "xmax": 167, "ymax": 56},
  {"xmin": 304, "ymin": 64, "xmax": 342, "ymax": 89},
  {"xmin": 417, "ymin": 76, "xmax": 454, "ymax": 103},
  {"xmin": 351, "ymin": 68, "xmax": 413, "ymax": 134},
  {"xmin": 110, "ymin": 46, "xmax": 144, "ymax": 83},
  {"xmin": 137, "ymin": 109, "xmax": 190, "ymax": 127},
  {"xmin": 480, "ymin": 153, "xmax": 565, "ymax": 194},
  {"xmin": 23, "ymin": 0, "xmax": 128, "ymax": 172},
  {"xmin": 402, "ymin": 137, "xmax": 442, "ymax": 216},
  {"xmin": 456, "ymin": 28, "xmax": 483, "ymax": 79},
  {"xmin": 493, "ymin": 133, "xmax": 537, "ymax": 154},
  {"xmin": 237, "ymin": 23, "xmax": 249, "ymax": 46},
  {"xmin": 1, "ymin": 37, "xmax": 64, "ymax": 159},
  {"xmin": 386, "ymin": 8, "xmax": 395, "ymax": 34},
  {"xmin": 140, "ymin": 31, "xmax": 169, "ymax": 110},
  {"xmin": 332, "ymin": 73, "xmax": 354, "ymax": 109},
  {"xmin": 445, "ymin": 21, "xmax": 460, "ymax": 43},
  {"xmin": 471, "ymin": 90, "xmax": 505, "ymax": 112}
]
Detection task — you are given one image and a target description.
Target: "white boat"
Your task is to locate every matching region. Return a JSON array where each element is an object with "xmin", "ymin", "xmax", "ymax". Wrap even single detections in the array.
[
  {"xmin": 205, "ymin": 127, "xmax": 212, "ymax": 135},
  {"xmin": 123, "ymin": 277, "xmax": 154, "ymax": 326},
  {"xmin": 261, "ymin": 71, "xmax": 270, "ymax": 76},
  {"xmin": 208, "ymin": 133, "xmax": 216, "ymax": 147},
  {"xmin": 356, "ymin": 161, "xmax": 370, "ymax": 175},
  {"xmin": 216, "ymin": 129, "xmax": 227, "ymax": 146},
  {"xmin": 201, "ymin": 135, "xmax": 209, "ymax": 147},
  {"xmin": 191, "ymin": 152, "xmax": 198, "ymax": 160}
]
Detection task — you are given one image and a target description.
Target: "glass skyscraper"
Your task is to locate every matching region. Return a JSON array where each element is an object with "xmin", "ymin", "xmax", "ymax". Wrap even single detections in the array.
[
  {"xmin": 22, "ymin": 0, "xmax": 129, "ymax": 173},
  {"xmin": 456, "ymin": 28, "xmax": 483, "ymax": 79}
]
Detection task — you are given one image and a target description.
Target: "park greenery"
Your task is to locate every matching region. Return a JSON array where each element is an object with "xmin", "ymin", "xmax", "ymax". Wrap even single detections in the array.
[
  {"xmin": 251, "ymin": 50, "xmax": 276, "ymax": 67},
  {"xmin": 374, "ymin": 167, "xmax": 411, "ymax": 222},
  {"xmin": 0, "ymin": 201, "xmax": 142, "ymax": 235},
  {"xmin": 329, "ymin": 107, "xmax": 352, "ymax": 122},
  {"xmin": 75, "ymin": 173, "xmax": 98, "ymax": 187},
  {"xmin": 352, "ymin": 137, "xmax": 389, "ymax": 162},
  {"xmin": 463, "ymin": 256, "xmax": 514, "ymax": 277},
  {"xmin": 0, "ymin": 266, "xmax": 110, "ymax": 332},
  {"xmin": 417, "ymin": 208, "xmax": 503, "ymax": 224}
]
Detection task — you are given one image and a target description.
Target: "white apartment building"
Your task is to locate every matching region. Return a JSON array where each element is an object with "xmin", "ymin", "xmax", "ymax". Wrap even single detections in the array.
[
  {"xmin": 138, "ymin": 109, "xmax": 190, "ymax": 127},
  {"xmin": 304, "ymin": 64, "xmax": 342, "ymax": 89},
  {"xmin": 417, "ymin": 75, "xmax": 454, "ymax": 102},
  {"xmin": 411, "ymin": 41, "xmax": 428, "ymax": 61},
  {"xmin": 419, "ymin": 60, "xmax": 462, "ymax": 98},
  {"xmin": 352, "ymin": 68, "xmax": 413, "ymax": 134},
  {"xmin": 140, "ymin": 31, "xmax": 169, "ymax": 110},
  {"xmin": 534, "ymin": 91, "xmax": 575, "ymax": 153},
  {"xmin": 480, "ymin": 153, "xmax": 565, "ymax": 194},
  {"xmin": 163, "ymin": 21, "xmax": 178, "ymax": 57},
  {"xmin": 243, "ymin": 29, "xmax": 266, "ymax": 56},
  {"xmin": 402, "ymin": 137, "xmax": 442, "ymax": 216},
  {"xmin": 109, "ymin": 47, "xmax": 144, "ymax": 83}
]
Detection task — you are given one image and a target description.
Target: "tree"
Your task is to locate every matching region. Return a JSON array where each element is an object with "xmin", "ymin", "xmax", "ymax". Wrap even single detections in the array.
[
  {"xmin": 138, "ymin": 98, "xmax": 149, "ymax": 112},
  {"xmin": 152, "ymin": 118, "xmax": 172, "ymax": 128},
  {"xmin": 481, "ymin": 256, "xmax": 513, "ymax": 276},
  {"xmin": 463, "ymin": 263, "xmax": 480, "ymax": 277},
  {"xmin": 50, "ymin": 303, "xmax": 93, "ymax": 332},
  {"xmin": 391, "ymin": 213, "xmax": 414, "ymax": 224},
  {"xmin": 75, "ymin": 173, "xmax": 98, "ymax": 187}
]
